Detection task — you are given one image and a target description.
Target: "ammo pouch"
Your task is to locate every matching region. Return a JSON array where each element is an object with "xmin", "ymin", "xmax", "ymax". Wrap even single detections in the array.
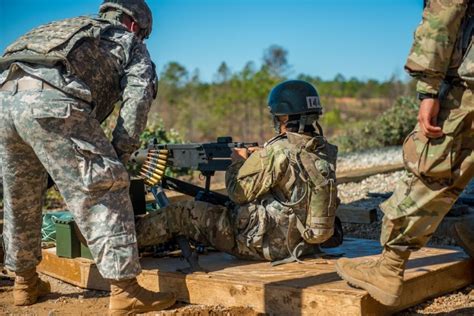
[
  {"xmin": 292, "ymin": 136, "xmax": 338, "ymax": 244},
  {"xmin": 403, "ymin": 109, "xmax": 471, "ymax": 186}
]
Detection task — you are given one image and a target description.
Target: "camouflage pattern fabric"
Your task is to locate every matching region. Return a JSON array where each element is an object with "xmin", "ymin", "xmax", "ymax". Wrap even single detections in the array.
[
  {"xmin": 0, "ymin": 15, "xmax": 156, "ymax": 280},
  {"xmin": 381, "ymin": 0, "xmax": 474, "ymax": 251},
  {"xmin": 0, "ymin": 235, "xmax": 4, "ymax": 267},
  {"xmin": 405, "ymin": 0, "xmax": 472, "ymax": 94},
  {"xmin": 0, "ymin": 16, "xmax": 157, "ymax": 159},
  {"xmin": 136, "ymin": 132, "xmax": 337, "ymax": 262},
  {"xmin": 135, "ymin": 201, "xmax": 238, "ymax": 255},
  {"xmin": 0, "ymin": 82, "xmax": 141, "ymax": 279}
]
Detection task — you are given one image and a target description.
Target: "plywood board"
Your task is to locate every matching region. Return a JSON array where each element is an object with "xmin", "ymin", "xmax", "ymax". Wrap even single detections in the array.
[{"xmin": 38, "ymin": 238, "xmax": 473, "ymax": 315}]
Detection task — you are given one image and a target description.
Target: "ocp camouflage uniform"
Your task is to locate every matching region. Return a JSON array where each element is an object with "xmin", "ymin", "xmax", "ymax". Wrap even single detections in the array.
[
  {"xmin": 0, "ymin": 16, "xmax": 156, "ymax": 280},
  {"xmin": 136, "ymin": 132, "xmax": 338, "ymax": 263},
  {"xmin": 380, "ymin": 0, "xmax": 474, "ymax": 251}
]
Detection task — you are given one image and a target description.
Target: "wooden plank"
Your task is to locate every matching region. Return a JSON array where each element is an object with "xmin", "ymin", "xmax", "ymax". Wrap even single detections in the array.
[
  {"xmin": 336, "ymin": 163, "xmax": 405, "ymax": 184},
  {"xmin": 336, "ymin": 205, "xmax": 378, "ymax": 224},
  {"xmin": 37, "ymin": 250, "xmax": 108, "ymax": 291},
  {"xmin": 37, "ymin": 238, "xmax": 473, "ymax": 315}
]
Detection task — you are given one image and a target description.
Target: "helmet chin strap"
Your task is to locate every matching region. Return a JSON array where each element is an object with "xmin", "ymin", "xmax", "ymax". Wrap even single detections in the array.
[
  {"xmin": 298, "ymin": 114, "xmax": 319, "ymax": 134},
  {"xmin": 273, "ymin": 116, "xmax": 282, "ymax": 134}
]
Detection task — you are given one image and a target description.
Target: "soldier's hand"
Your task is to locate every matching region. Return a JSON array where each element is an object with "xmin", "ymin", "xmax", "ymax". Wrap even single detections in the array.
[
  {"xmin": 247, "ymin": 146, "xmax": 261, "ymax": 154},
  {"xmin": 231, "ymin": 148, "xmax": 250, "ymax": 162},
  {"xmin": 418, "ymin": 98, "xmax": 443, "ymax": 138}
]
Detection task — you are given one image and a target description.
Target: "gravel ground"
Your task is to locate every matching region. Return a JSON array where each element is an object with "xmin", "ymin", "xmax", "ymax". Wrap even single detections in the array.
[{"xmin": 337, "ymin": 146, "xmax": 403, "ymax": 172}]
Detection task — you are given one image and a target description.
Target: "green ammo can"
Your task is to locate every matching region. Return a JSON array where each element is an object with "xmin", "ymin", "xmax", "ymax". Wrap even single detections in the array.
[
  {"xmin": 54, "ymin": 218, "xmax": 81, "ymax": 258},
  {"xmin": 54, "ymin": 218, "xmax": 93, "ymax": 260}
]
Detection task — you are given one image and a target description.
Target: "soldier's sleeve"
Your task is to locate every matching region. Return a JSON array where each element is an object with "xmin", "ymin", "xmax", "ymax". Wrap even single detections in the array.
[
  {"xmin": 225, "ymin": 147, "xmax": 289, "ymax": 205},
  {"xmin": 405, "ymin": 0, "xmax": 469, "ymax": 94},
  {"xmin": 112, "ymin": 41, "xmax": 157, "ymax": 159}
]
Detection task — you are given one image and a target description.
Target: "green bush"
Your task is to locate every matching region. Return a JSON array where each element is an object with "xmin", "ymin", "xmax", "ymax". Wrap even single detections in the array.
[
  {"xmin": 334, "ymin": 97, "xmax": 418, "ymax": 152},
  {"xmin": 322, "ymin": 109, "xmax": 343, "ymax": 128},
  {"xmin": 139, "ymin": 115, "xmax": 184, "ymax": 147}
]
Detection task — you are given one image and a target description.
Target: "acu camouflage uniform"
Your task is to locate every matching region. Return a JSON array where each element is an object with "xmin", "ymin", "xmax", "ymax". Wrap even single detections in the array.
[
  {"xmin": 0, "ymin": 16, "xmax": 156, "ymax": 280},
  {"xmin": 136, "ymin": 132, "xmax": 338, "ymax": 263},
  {"xmin": 380, "ymin": 0, "xmax": 474, "ymax": 251}
]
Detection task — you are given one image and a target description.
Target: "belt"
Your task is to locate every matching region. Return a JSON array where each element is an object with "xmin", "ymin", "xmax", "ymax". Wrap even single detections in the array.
[{"xmin": 0, "ymin": 77, "xmax": 55, "ymax": 92}]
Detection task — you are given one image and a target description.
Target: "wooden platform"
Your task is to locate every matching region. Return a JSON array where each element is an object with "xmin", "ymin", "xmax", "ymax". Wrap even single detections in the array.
[{"xmin": 37, "ymin": 238, "xmax": 473, "ymax": 315}]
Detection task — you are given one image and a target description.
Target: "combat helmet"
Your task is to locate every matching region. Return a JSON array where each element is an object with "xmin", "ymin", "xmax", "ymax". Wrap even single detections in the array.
[
  {"xmin": 99, "ymin": 0, "xmax": 153, "ymax": 39},
  {"xmin": 268, "ymin": 80, "xmax": 323, "ymax": 133}
]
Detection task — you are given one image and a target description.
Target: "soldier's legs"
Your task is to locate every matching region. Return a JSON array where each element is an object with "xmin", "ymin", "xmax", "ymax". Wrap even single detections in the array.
[
  {"xmin": 336, "ymin": 88, "xmax": 473, "ymax": 306},
  {"xmin": 380, "ymin": 163, "xmax": 473, "ymax": 250},
  {"xmin": 381, "ymin": 88, "xmax": 474, "ymax": 250},
  {"xmin": 0, "ymin": 91, "xmax": 48, "ymax": 272},
  {"xmin": 135, "ymin": 200, "xmax": 236, "ymax": 254},
  {"xmin": 8, "ymin": 86, "xmax": 140, "ymax": 280}
]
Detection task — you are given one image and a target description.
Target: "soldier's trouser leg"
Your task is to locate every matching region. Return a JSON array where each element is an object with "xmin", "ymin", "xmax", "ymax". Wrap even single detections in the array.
[
  {"xmin": 0, "ymin": 91, "xmax": 48, "ymax": 272},
  {"xmin": 135, "ymin": 200, "xmax": 236, "ymax": 254},
  {"xmin": 0, "ymin": 84, "xmax": 140, "ymax": 280},
  {"xmin": 381, "ymin": 88, "xmax": 474, "ymax": 250}
]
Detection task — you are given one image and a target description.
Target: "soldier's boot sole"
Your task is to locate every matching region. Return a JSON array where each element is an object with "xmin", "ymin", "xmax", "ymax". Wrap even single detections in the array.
[{"xmin": 335, "ymin": 260, "xmax": 400, "ymax": 306}]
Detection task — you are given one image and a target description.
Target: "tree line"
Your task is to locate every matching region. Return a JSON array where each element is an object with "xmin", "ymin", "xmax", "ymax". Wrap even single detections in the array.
[{"xmin": 148, "ymin": 45, "xmax": 415, "ymax": 144}]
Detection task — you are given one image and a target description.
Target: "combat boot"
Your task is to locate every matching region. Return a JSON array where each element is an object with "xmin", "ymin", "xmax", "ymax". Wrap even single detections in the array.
[
  {"xmin": 13, "ymin": 268, "xmax": 51, "ymax": 306},
  {"xmin": 452, "ymin": 222, "xmax": 474, "ymax": 258},
  {"xmin": 109, "ymin": 278, "xmax": 176, "ymax": 315},
  {"xmin": 335, "ymin": 247, "xmax": 410, "ymax": 306}
]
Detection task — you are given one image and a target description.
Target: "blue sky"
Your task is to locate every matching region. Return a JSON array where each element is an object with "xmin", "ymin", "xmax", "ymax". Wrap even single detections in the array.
[{"xmin": 0, "ymin": 0, "xmax": 423, "ymax": 82}]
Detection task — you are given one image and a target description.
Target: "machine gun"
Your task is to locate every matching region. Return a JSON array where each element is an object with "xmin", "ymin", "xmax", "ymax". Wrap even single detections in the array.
[{"xmin": 130, "ymin": 137, "xmax": 259, "ymax": 273}]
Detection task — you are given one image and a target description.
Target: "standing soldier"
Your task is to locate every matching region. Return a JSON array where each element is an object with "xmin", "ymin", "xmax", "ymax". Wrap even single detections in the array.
[
  {"xmin": 336, "ymin": 0, "xmax": 473, "ymax": 307},
  {"xmin": 136, "ymin": 80, "xmax": 342, "ymax": 265},
  {"xmin": 0, "ymin": 0, "xmax": 176, "ymax": 314}
]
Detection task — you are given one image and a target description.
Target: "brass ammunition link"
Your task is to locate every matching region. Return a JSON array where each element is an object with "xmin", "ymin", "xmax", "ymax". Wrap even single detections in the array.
[{"xmin": 139, "ymin": 149, "xmax": 169, "ymax": 186}]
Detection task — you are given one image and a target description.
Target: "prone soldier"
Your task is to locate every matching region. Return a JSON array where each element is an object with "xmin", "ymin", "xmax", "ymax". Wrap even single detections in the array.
[
  {"xmin": 0, "ymin": 0, "xmax": 176, "ymax": 314},
  {"xmin": 135, "ymin": 80, "xmax": 341, "ymax": 264},
  {"xmin": 336, "ymin": 0, "xmax": 473, "ymax": 307}
]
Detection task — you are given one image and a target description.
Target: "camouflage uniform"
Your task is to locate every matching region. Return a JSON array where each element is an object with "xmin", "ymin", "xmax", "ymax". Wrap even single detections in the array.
[
  {"xmin": 380, "ymin": 0, "xmax": 474, "ymax": 251},
  {"xmin": 0, "ymin": 16, "xmax": 156, "ymax": 280},
  {"xmin": 136, "ymin": 132, "xmax": 338, "ymax": 262}
]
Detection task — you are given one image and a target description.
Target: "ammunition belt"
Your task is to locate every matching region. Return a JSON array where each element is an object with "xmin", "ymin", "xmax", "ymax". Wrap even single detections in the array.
[{"xmin": 140, "ymin": 149, "xmax": 170, "ymax": 186}]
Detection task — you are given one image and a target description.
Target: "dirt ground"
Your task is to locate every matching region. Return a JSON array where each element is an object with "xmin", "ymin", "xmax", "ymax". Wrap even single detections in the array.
[{"xmin": 0, "ymin": 273, "xmax": 258, "ymax": 316}]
